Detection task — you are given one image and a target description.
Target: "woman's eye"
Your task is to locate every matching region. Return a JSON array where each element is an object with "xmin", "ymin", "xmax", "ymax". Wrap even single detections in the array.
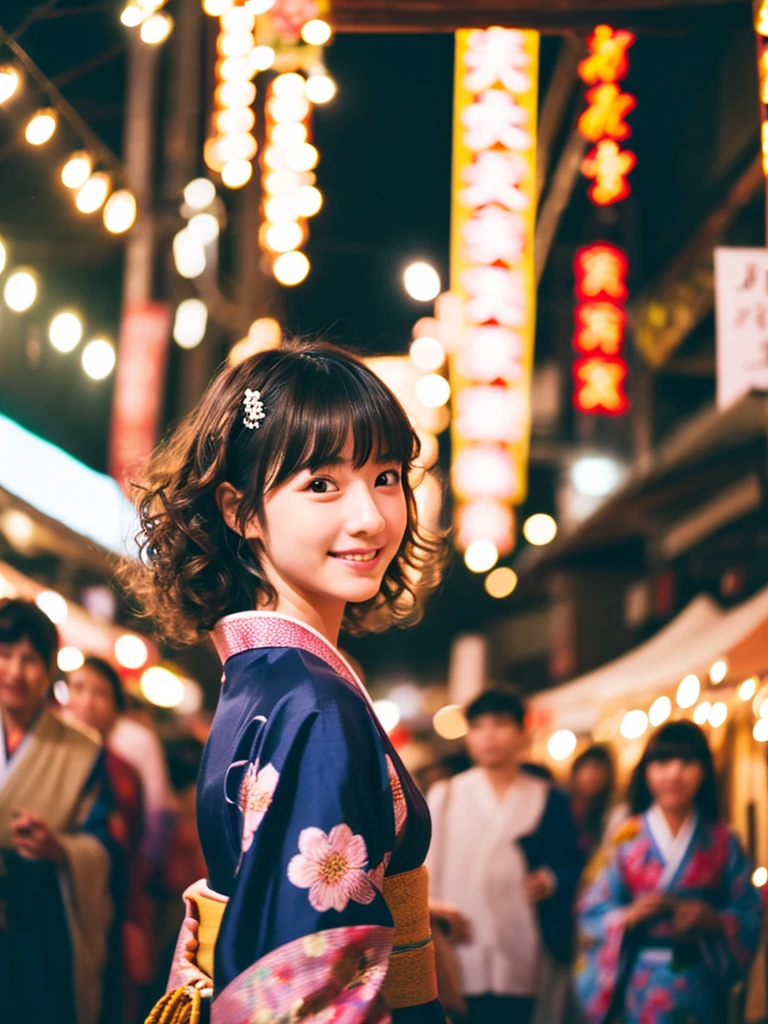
[
  {"xmin": 308, "ymin": 478, "xmax": 336, "ymax": 494},
  {"xmin": 376, "ymin": 469, "xmax": 401, "ymax": 487}
]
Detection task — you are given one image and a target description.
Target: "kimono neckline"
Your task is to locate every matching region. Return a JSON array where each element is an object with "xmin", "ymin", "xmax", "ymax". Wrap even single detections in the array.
[
  {"xmin": 211, "ymin": 611, "xmax": 371, "ymax": 701},
  {"xmin": 645, "ymin": 804, "xmax": 699, "ymax": 890}
]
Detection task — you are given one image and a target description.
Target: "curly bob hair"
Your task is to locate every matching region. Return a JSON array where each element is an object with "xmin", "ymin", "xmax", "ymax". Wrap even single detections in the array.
[{"xmin": 119, "ymin": 340, "xmax": 446, "ymax": 645}]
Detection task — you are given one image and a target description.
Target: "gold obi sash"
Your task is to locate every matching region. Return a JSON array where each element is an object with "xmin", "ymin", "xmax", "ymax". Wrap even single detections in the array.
[
  {"xmin": 381, "ymin": 865, "xmax": 438, "ymax": 1009},
  {"xmin": 194, "ymin": 865, "xmax": 437, "ymax": 1010}
]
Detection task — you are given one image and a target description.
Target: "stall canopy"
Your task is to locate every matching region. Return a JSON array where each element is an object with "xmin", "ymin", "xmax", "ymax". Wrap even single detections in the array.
[{"xmin": 530, "ymin": 585, "xmax": 768, "ymax": 733}]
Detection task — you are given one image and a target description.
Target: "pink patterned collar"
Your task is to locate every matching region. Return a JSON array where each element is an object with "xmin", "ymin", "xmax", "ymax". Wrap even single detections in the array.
[{"xmin": 211, "ymin": 611, "xmax": 363, "ymax": 692}]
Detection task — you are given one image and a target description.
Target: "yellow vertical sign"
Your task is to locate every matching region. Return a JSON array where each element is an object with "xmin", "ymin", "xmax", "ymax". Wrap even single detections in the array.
[{"xmin": 450, "ymin": 28, "xmax": 539, "ymax": 555}]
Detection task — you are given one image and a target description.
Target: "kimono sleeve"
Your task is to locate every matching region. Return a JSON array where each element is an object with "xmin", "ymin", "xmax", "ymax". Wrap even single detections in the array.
[
  {"xmin": 702, "ymin": 830, "xmax": 764, "ymax": 988},
  {"xmin": 212, "ymin": 681, "xmax": 396, "ymax": 1024},
  {"xmin": 574, "ymin": 836, "xmax": 632, "ymax": 1024}
]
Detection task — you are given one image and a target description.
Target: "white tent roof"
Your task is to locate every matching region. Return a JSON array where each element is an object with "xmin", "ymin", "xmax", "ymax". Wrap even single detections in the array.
[{"xmin": 529, "ymin": 592, "xmax": 753, "ymax": 734}]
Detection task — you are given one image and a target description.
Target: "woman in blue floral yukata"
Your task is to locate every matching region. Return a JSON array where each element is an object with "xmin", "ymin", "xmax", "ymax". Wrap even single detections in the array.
[
  {"xmin": 124, "ymin": 341, "xmax": 447, "ymax": 1024},
  {"xmin": 575, "ymin": 720, "xmax": 763, "ymax": 1024}
]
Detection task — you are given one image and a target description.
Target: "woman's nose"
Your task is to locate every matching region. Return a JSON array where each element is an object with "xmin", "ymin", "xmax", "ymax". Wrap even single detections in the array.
[{"xmin": 345, "ymin": 483, "xmax": 386, "ymax": 536}]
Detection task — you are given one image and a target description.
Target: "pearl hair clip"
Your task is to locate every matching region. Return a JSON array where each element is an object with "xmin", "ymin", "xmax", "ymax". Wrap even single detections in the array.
[{"xmin": 242, "ymin": 388, "xmax": 266, "ymax": 430}]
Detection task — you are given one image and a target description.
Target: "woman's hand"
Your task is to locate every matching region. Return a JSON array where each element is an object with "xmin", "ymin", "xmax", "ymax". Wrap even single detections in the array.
[
  {"xmin": 525, "ymin": 868, "xmax": 556, "ymax": 904},
  {"xmin": 623, "ymin": 892, "xmax": 673, "ymax": 930},
  {"xmin": 673, "ymin": 899, "xmax": 722, "ymax": 936},
  {"xmin": 10, "ymin": 811, "xmax": 65, "ymax": 863},
  {"xmin": 430, "ymin": 901, "xmax": 473, "ymax": 944}
]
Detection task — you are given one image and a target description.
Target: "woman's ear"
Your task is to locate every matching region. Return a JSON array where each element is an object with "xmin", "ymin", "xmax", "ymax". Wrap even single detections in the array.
[{"xmin": 215, "ymin": 482, "xmax": 262, "ymax": 540}]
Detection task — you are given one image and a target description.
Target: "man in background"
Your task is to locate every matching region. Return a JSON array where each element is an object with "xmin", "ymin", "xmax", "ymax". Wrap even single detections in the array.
[
  {"xmin": 427, "ymin": 689, "xmax": 583, "ymax": 1024},
  {"xmin": 0, "ymin": 598, "xmax": 116, "ymax": 1024}
]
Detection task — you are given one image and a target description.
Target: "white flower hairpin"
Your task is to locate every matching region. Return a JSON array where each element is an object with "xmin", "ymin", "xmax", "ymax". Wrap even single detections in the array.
[{"xmin": 242, "ymin": 388, "xmax": 266, "ymax": 430}]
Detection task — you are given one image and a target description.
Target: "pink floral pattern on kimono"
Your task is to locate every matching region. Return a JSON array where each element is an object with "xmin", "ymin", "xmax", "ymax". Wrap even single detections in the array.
[
  {"xmin": 386, "ymin": 755, "xmax": 408, "ymax": 841},
  {"xmin": 288, "ymin": 824, "xmax": 378, "ymax": 912},
  {"xmin": 575, "ymin": 814, "xmax": 764, "ymax": 1024},
  {"xmin": 238, "ymin": 761, "xmax": 280, "ymax": 852},
  {"xmin": 211, "ymin": 925, "xmax": 394, "ymax": 1024}
]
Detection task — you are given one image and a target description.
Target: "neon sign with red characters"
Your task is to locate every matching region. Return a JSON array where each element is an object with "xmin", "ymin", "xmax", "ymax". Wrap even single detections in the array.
[
  {"xmin": 572, "ymin": 243, "xmax": 630, "ymax": 415},
  {"xmin": 573, "ymin": 27, "xmax": 634, "ymax": 415}
]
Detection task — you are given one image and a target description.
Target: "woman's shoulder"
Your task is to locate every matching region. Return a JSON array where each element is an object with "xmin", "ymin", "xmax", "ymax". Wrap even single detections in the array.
[
  {"xmin": 227, "ymin": 645, "xmax": 376, "ymax": 728},
  {"xmin": 606, "ymin": 812, "xmax": 645, "ymax": 848}
]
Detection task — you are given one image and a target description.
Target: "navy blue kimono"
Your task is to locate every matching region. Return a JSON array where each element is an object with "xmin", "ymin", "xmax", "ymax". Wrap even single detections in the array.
[{"xmin": 179, "ymin": 611, "xmax": 445, "ymax": 1024}]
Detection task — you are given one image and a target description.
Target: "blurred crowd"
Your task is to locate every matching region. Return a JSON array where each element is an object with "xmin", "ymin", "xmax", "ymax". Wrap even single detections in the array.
[{"xmin": 0, "ymin": 595, "xmax": 766, "ymax": 1024}]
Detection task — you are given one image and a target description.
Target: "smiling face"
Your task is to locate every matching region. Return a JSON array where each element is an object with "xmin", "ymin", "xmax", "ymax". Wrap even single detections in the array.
[
  {"xmin": 67, "ymin": 663, "xmax": 119, "ymax": 739},
  {"xmin": 245, "ymin": 440, "xmax": 408, "ymax": 629},
  {"xmin": 645, "ymin": 757, "xmax": 705, "ymax": 816},
  {"xmin": 0, "ymin": 635, "xmax": 52, "ymax": 726}
]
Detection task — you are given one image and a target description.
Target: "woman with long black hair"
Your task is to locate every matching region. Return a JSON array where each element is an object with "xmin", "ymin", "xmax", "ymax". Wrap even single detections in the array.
[{"xmin": 575, "ymin": 720, "xmax": 763, "ymax": 1024}]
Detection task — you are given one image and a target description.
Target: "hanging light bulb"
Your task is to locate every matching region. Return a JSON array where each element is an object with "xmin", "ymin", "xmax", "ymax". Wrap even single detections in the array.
[
  {"xmin": 173, "ymin": 228, "xmax": 206, "ymax": 278},
  {"xmin": 0, "ymin": 235, "xmax": 6, "ymax": 276},
  {"xmin": 284, "ymin": 142, "xmax": 319, "ymax": 172},
  {"xmin": 49, "ymin": 311, "xmax": 84, "ymax": 353},
  {"xmin": 271, "ymin": 123, "xmax": 308, "ymax": 148},
  {"xmin": 202, "ymin": 0, "xmax": 233, "ymax": 14},
  {"xmin": 221, "ymin": 5, "xmax": 255, "ymax": 32},
  {"xmin": 216, "ymin": 134, "xmax": 257, "ymax": 165},
  {"xmin": 416, "ymin": 373, "xmax": 451, "ymax": 408},
  {"xmin": 268, "ymin": 94, "xmax": 310, "ymax": 124},
  {"xmin": 217, "ymin": 56, "xmax": 255, "ymax": 82},
  {"xmin": 173, "ymin": 298, "xmax": 208, "ymax": 349},
  {"xmin": 273, "ymin": 250, "xmax": 310, "ymax": 286},
  {"xmin": 290, "ymin": 185, "xmax": 323, "ymax": 217},
  {"xmin": 25, "ymin": 108, "xmax": 58, "ymax": 145},
  {"xmin": 62, "ymin": 152, "xmax": 93, "ymax": 189},
  {"xmin": 188, "ymin": 212, "xmax": 220, "ymax": 245},
  {"xmin": 215, "ymin": 80, "xmax": 256, "ymax": 108},
  {"xmin": 248, "ymin": 45, "xmax": 275, "ymax": 72},
  {"xmin": 76, "ymin": 172, "xmax": 111, "ymax": 213},
  {"xmin": 183, "ymin": 178, "xmax": 216, "ymax": 210},
  {"xmin": 120, "ymin": 4, "xmax": 144, "ymax": 26},
  {"xmin": 301, "ymin": 19, "xmax": 332, "ymax": 45},
  {"xmin": 215, "ymin": 106, "xmax": 256, "ymax": 135},
  {"xmin": 140, "ymin": 12, "xmax": 173, "ymax": 44},
  {"xmin": 218, "ymin": 32, "xmax": 254, "ymax": 59},
  {"xmin": 220, "ymin": 159, "xmax": 253, "ymax": 189},
  {"xmin": 304, "ymin": 72, "xmax": 336, "ymax": 104},
  {"xmin": 103, "ymin": 189, "xmax": 137, "ymax": 233},
  {"xmin": 464, "ymin": 539, "xmax": 499, "ymax": 573},
  {"xmin": 82, "ymin": 338, "xmax": 116, "ymax": 380},
  {"xmin": 264, "ymin": 221, "xmax": 303, "ymax": 254},
  {"xmin": 4, "ymin": 269, "xmax": 38, "ymax": 312},
  {"xmin": 273, "ymin": 73, "xmax": 306, "ymax": 98},
  {"xmin": 0, "ymin": 65, "xmax": 21, "ymax": 104}
]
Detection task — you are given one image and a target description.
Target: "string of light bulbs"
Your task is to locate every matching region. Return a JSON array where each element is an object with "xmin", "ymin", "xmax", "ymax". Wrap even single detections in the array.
[
  {"xmin": 0, "ymin": 28, "xmax": 137, "ymax": 235},
  {"xmin": 120, "ymin": 0, "xmax": 174, "ymax": 46},
  {"xmin": 0, "ymin": 232, "xmax": 116, "ymax": 381},
  {"xmin": 197, "ymin": 0, "xmax": 335, "ymax": 285}
]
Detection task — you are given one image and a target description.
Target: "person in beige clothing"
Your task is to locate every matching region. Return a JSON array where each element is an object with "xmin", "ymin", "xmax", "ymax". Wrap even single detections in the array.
[{"xmin": 0, "ymin": 598, "xmax": 116, "ymax": 1024}]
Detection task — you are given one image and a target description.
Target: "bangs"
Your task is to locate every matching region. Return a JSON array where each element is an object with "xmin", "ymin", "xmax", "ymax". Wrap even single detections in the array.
[
  {"xmin": 644, "ymin": 721, "xmax": 710, "ymax": 766},
  {"xmin": 645, "ymin": 740, "xmax": 706, "ymax": 765},
  {"xmin": 266, "ymin": 353, "xmax": 416, "ymax": 488}
]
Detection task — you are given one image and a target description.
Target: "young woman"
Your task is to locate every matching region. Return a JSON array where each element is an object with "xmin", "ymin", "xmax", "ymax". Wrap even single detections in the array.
[
  {"xmin": 125, "ymin": 342, "xmax": 446, "ymax": 1023},
  {"xmin": 569, "ymin": 745, "xmax": 625, "ymax": 862},
  {"xmin": 66, "ymin": 657, "xmax": 152, "ymax": 1022},
  {"xmin": 575, "ymin": 720, "xmax": 763, "ymax": 1024}
]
